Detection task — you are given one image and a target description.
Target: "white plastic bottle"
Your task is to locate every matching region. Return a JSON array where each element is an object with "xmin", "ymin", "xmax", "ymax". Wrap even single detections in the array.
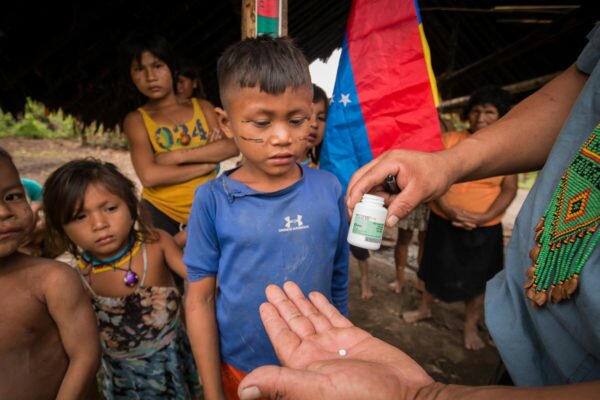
[{"xmin": 347, "ymin": 194, "xmax": 387, "ymax": 250}]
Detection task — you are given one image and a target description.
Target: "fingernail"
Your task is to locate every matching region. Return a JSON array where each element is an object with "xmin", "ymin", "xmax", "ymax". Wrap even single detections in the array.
[
  {"xmin": 386, "ymin": 215, "xmax": 399, "ymax": 227},
  {"xmin": 239, "ymin": 386, "xmax": 263, "ymax": 400}
]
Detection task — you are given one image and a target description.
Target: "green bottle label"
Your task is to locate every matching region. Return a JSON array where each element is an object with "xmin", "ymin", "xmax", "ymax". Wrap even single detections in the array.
[{"xmin": 352, "ymin": 215, "xmax": 384, "ymax": 242}]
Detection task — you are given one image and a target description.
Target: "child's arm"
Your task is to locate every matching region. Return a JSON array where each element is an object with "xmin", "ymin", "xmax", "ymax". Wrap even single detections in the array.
[
  {"xmin": 158, "ymin": 229, "xmax": 188, "ymax": 278},
  {"xmin": 44, "ymin": 262, "xmax": 100, "ymax": 400},
  {"xmin": 154, "ymin": 99, "xmax": 239, "ymax": 166},
  {"xmin": 123, "ymin": 111, "xmax": 220, "ymax": 188},
  {"xmin": 186, "ymin": 277, "xmax": 225, "ymax": 400},
  {"xmin": 331, "ymin": 189, "xmax": 350, "ymax": 316}
]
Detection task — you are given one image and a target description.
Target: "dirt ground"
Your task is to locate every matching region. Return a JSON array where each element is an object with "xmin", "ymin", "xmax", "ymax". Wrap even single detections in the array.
[{"xmin": 2, "ymin": 137, "xmax": 529, "ymax": 386}]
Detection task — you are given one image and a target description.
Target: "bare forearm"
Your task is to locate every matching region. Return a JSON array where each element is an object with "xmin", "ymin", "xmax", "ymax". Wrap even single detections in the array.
[
  {"xmin": 441, "ymin": 64, "xmax": 587, "ymax": 183},
  {"xmin": 186, "ymin": 299, "xmax": 224, "ymax": 400},
  {"xmin": 416, "ymin": 381, "xmax": 600, "ymax": 400},
  {"xmin": 136, "ymin": 162, "xmax": 215, "ymax": 187},
  {"xmin": 56, "ymin": 357, "xmax": 99, "ymax": 400},
  {"xmin": 483, "ymin": 175, "xmax": 518, "ymax": 221},
  {"xmin": 160, "ymin": 139, "xmax": 239, "ymax": 165}
]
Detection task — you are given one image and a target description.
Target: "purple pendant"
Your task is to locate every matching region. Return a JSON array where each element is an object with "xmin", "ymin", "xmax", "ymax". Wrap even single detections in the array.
[{"xmin": 123, "ymin": 271, "xmax": 139, "ymax": 287}]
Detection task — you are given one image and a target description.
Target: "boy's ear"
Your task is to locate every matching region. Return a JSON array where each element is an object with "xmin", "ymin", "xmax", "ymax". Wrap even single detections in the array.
[{"xmin": 214, "ymin": 107, "xmax": 234, "ymax": 139}]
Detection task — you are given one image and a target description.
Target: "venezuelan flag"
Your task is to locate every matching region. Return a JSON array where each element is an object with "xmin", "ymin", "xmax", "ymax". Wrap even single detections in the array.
[{"xmin": 320, "ymin": 0, "xmax": 443, "ymax": 192}]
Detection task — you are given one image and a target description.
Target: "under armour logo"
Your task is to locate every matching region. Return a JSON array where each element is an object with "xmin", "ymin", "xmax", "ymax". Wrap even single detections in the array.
[
  {"xmin": 279, "ymin": 214, "xmax": 310, "ymax": 232},
  {"xmin": 284, "ymin": 215, "xmax": 303, "ymax": 229}
]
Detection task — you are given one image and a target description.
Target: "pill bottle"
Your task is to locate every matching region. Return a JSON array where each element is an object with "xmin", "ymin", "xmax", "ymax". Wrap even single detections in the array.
[{"xmin": 347, "ymin": 194, "xmax": 387, "ymax": 250}]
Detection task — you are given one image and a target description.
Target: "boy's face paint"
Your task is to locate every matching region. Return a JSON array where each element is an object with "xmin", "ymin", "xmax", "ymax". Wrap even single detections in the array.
[
  {"xmin": 130, "ymin": 51, "xmax": 174, "ymax": 100},
  {"xmin": 62, "ymin": 183, "xmax": 134, "ymax": 260},
  {"xmin": 218, "ymin": 85, "xmax": 312, "ymax": 181},
  {"xmin": 0, "ymin": 158, "xmax": 32, "ymax": 258}
]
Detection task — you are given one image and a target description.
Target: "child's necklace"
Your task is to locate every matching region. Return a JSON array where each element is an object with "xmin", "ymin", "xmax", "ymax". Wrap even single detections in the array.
[{"xmin": 78, "ymin": 232, "xmax": 142, "ymax": 287}]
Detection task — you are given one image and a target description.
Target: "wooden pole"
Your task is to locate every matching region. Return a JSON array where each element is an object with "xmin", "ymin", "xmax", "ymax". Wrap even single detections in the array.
[
  {"xmin": 241, "ymin": 0, "xmax": 287, "ymax": 39},
  {"xmin": 241, "ymin": 0, "xmax": 256, "ymax": 39}
]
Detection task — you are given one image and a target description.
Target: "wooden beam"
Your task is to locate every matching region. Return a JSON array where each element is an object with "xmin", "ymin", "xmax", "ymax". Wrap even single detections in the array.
[
  {"xmin": 438, "ymin": 72, "xmax": 560, "ymax": 111},
  {"xmin": 437, "ymin": 5, "xmax": 590, "ymax": 87}
]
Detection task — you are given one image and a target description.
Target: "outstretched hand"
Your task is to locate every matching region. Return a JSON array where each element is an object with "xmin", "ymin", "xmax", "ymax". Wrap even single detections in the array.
[
  {"xmin": 346, "ymin": 150, "xmax": 454, "ymax": 227},
  {"xmin": 238, "ymin": 282, "xmax": 434, "ymax": 400}
]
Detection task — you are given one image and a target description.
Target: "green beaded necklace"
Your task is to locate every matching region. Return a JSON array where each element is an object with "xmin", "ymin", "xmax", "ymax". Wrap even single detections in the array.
[{"xmin": 525, "ymin": 126, "xmax": 600, "ymax": 307}]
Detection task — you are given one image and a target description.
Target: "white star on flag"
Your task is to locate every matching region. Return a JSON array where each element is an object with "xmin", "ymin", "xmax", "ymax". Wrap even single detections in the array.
[{"xmin": 339, "ymin": 93, "xmax": 352, "ymax": 107}]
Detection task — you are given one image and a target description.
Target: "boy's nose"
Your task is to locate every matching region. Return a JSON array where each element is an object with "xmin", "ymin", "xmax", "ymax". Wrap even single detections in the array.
[{"xmin": 270, "ymin": 125, "xmax": 293, "ymax": 145}]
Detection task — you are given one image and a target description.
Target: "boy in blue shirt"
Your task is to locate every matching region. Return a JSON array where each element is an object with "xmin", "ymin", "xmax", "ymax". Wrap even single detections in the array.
[{"xmin": 184, "ymin": 36, "xmax": 349, "ymax": 400}]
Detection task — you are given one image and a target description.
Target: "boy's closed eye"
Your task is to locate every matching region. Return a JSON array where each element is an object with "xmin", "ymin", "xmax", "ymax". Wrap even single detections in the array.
[{"xmin": 290, "ymin": 117, "xmax": 309, "ymax": 126}]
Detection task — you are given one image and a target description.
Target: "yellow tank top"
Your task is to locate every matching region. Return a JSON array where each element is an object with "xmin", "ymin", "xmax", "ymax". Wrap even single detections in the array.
[{"xmin": 137, "ymin": 98, "xmax": 216, "ymax": 224}]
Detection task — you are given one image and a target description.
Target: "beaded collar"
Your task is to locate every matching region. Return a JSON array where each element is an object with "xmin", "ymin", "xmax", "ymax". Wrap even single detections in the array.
[
  {"xmin": 524, "ymin": 127, "xmax": 600, "ymax": 306},
  {"xmin": 77, "ymin": 232, "xmax": 142, "ymax": 287}
]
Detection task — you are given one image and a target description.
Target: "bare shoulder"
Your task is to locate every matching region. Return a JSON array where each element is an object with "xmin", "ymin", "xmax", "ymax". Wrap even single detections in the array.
[
  {"xmin": 198, "ymin": 98, "xmax": 217, "ymax": 115},
  {"xmin": 0, "ymin": 254, "xmax": 83, "ymax": 302},
  {"xmin": 34, "ymin": 258, "xmax": 82, "ymax": 292},
  {"xmin": 151, "ymin": 228, "xmax": 178, "ymax": 248},
  {"xmin": 123, "ymin": 109, "xmax": 144, "ymax": 132}
]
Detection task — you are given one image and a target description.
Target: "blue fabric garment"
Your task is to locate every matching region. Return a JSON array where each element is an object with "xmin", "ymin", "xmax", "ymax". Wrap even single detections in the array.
[
  {"xmin": 21, "ymin": 178, "xmax": 43, "ymax": 202},
  {"xmin": 486, "ymin": 26, "xmax": 600, "ymax": 386},
  {"xmin": 184, "ymin": 164, "xmax": 349, "ymax": 373}
]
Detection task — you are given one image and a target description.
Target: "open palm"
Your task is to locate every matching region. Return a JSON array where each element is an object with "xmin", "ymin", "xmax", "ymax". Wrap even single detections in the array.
[{"xmin": 238, "ymin": 282, "xmax": 433, "ymax": 400}]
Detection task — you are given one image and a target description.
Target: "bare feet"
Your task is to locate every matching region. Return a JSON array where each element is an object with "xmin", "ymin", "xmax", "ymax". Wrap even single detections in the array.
[
  {"xmin": 402, "ymin": 308, "xmax": 432, "ymax": 324},
  {"xmin": 464, "ymin": 326, "xmax": 486, "ymax": 350},
  {"xmin": 388, "ymin": 280, "xmax": 403, "ymax": 294},
  {"xmin": 360, "ymin": 285, "xmax": 373, "ymax": 300},
  {"xmin": 360, "ymin": 279, "xmax": 373, "ymax": 300}
]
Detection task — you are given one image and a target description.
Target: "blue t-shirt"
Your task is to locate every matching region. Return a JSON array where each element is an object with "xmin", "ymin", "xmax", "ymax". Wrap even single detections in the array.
[
  {"xmin": 184, "ymin": 164, "xmax": 349, "ymax": 372},
  {"xmin": 486, "ymin": 26, "xmax": 600, "ymax": 386}
]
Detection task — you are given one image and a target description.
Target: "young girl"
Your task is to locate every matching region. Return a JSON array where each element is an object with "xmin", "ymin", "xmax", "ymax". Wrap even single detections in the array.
[
  {"xmin": 43, "ymin": 158, "xmax": 201, "ymax": 399},
  {"xmin": 298, "ymin": 84, "xmax": 328, "ymax": 168},
  {"xmin": 120, "ymin": 33, "xmax": 238, "ymax": 236}
]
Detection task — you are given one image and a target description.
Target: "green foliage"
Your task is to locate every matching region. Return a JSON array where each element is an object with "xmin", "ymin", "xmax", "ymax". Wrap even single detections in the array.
[{"xmin": 0, "ymin": 98, "xmax": 75, "ymax": 139}]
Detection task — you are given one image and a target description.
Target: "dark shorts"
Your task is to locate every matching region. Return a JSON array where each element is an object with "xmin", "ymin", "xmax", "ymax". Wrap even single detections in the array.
[
  {"xmin": 141, "ymin": 199, "xmax": 183, "ymax": 237},
  {"xmin": 350, "ymin": 245, "xmax": 370, "ymax": 261},
  {"xmin": 418, "ymin": 212, "xmax": 503, "ymax": 302}
]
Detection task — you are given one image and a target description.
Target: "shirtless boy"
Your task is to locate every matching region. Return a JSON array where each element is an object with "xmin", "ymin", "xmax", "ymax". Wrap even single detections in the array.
[{"xmin": 0, "ymin": 147, "xmax": 100, "ymax": 400}]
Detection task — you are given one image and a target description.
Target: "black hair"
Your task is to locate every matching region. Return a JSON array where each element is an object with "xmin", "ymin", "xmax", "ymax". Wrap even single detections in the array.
[
  {"xmin": 117, "ymin": 32, "xmax": 179, "ymax": 110},
  {"xmin": 43, "ymin": 158, "xmax": 156, "ymax": 257},
  {"xmin": 313, "ymin": 84, "xmax": 328, "ymax": 114},
  {"xmin": 461, "ymin": 86, "xmax": 512, "ymax": 121},
  {"xmin": 178, "ymin": 59, "xmax": 206, "ymax": 99},
  {"xmin": 309, "ymin": 84, "xmax": 329, "ymax": 165},
  {"xmin": 217, "ymin": 35, "xmax": 311, "ymax": 104}
]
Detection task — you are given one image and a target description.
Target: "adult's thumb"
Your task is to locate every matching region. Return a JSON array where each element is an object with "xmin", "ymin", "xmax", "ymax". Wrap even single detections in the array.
[{"xmin": 238, "ymin": 366, "xmax": 324, "ymax": 400}]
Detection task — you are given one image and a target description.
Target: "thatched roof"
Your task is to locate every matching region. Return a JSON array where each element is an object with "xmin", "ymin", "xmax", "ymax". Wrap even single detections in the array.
[{"xmin": 0, "ymin": 1, "xmax": 597, "ymax": 126}]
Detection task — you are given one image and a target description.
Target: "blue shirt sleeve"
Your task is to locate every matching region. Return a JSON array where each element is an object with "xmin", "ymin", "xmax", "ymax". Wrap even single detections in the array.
[
  {"xmin": 577, "ymin": 25, "xmax": 600, "ymax": 74},
  {"xmin": 330, "ymin": 181, "xmax": 350, "ymax": 316},
  {"xmin": 183, "ymin": 184, "xmax": 220, "ymax": 282}
]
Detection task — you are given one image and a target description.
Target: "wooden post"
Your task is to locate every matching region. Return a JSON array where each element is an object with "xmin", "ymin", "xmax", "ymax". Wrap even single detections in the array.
[
  {"xmin": 242, "ymin": 0, "xmax": 287, "ymax": 39},
  {"xmin": 241, "ymin": 0, "xmax": 256, "ymax": 39}
]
